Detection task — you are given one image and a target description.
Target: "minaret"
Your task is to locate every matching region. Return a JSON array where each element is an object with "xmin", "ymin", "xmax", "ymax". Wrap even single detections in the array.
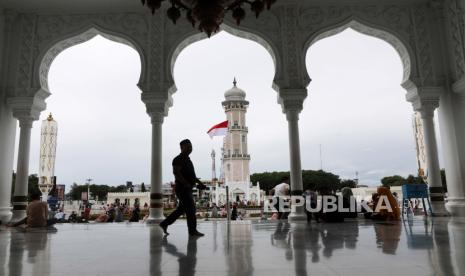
[
  {"xmin": 211, "ymin": 149, "xmax": 217, "ymax": 181},
  {"xmin": 222, "ymin": 78, "xmax": 250, "ymax": 184},
  {"xmin": 38, "ymin": 113, "xmax": 58, "ymax": 201}
]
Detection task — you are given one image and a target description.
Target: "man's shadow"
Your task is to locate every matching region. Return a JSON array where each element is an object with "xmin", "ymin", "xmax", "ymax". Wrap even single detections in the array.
[{"xmin": 162, "ymin": 236, "xmax": 199, "ymax": 276}]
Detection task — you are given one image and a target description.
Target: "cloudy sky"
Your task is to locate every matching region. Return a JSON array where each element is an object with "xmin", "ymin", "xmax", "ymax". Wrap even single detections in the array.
[{"xmin": 14, "ymin": 28, "xmax": 443, "ymax": 188}]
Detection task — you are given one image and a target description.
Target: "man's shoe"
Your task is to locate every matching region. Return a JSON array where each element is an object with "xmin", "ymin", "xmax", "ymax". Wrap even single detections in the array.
[
  {"xmin": 159, "ymin": 223, "xmax": 169, "ymax": 235},
  {"xmin": 189, "ymin": 231, "xmax": 205, "ymax": 237}
]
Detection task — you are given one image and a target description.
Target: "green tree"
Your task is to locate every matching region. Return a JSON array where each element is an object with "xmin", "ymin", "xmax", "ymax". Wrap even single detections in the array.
[
  {"xmin": 339, "ymin": 179, "xmax": 357, "ymax": 189},
  {"xmin": 251, "ymin": 169, "xmax": 342, "ymax": 193},
  {"xmin": 141, "ymin": 182, "xmax": 146, "ymax": 192},
  {"xmin": 67, "ymin": 183, "xmax": 128, "ymax": 201},
  {"xmin": 381, "ymin": 175, "xmax": 406, "ymax": 187}
]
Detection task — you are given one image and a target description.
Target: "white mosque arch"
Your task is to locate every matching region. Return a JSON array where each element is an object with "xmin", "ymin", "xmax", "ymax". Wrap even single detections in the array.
[
  {"xmin": 167, "ymin": 22, "xmax": 279, "ymax": 97},
  {"xmin": 36, "ymin": 26, "xmax": 146, "ymax": 95},
  {"xmin": 303, "ymin": 19, "xmax": 414, "ymax": 88}
]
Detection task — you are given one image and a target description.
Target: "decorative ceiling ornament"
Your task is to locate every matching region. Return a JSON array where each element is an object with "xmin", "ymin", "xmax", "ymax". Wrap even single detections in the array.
[{"xmin": 141, "ymin": 0, "xmax": 277, "ymax": 37}]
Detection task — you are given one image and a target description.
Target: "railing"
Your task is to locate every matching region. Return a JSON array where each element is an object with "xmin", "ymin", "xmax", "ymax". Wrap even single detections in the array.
[
  {"xmin": 229, "ymin": 125, "xmax": 248, "ymax": 131},
  {"xmin": 223, "ymin": 154, "xmax": 250, "ymax": 159}
]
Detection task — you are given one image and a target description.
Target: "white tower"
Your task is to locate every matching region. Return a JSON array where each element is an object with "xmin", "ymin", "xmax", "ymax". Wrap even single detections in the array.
[
  {"xmin": 222, "ymin": 79, "xmax": 250, "ymax": 200},
  {"xmin": 38, "ymin": 113, "xmax": 58, "ymax": 201}
]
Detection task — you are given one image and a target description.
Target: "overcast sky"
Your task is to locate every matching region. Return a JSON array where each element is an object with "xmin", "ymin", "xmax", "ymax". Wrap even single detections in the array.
[{"xmin": 14, "ymin": 29, "xmax": 443, "ymax": 188}]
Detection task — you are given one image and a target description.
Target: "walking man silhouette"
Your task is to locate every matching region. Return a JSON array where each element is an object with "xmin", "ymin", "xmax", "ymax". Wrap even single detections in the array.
[{"xmin": 159, "ymin": 139, "xmax": 207, "ymax": 236}]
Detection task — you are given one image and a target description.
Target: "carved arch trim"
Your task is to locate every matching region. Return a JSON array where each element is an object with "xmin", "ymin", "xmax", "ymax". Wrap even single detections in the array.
[
  {"xmin": 167, "ymin": 22, "xmax": 280, "ymax": 96},
  {"xmin": 303, "ymin": 18, "xmax": 415, "ymax": 86},
  {"xmin": 35, "ymin": 24, "xmax": 147, "ymax": 93}
]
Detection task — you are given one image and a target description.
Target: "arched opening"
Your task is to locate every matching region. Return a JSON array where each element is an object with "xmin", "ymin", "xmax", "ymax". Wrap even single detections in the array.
[
  {"xmin": 167, "ymin": 28, "xmax": 281, "ymax": 201},
  {"xmin": 301, "ymin": 23, "xmax": 426, "ymax": 188},
  {"xmin": 14, "ymin": 31, "xmax": 146, "ymax": 200},
  {"xmin": 168, "ymin": 26, "xmax": 282, "ymax": 207}
]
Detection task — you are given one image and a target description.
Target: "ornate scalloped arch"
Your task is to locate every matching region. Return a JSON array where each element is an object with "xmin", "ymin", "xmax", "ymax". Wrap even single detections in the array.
[
  {"xmin": 167, "ymin": 22, "xmax": 280, "ymax": 95},
  {"xmin": 35, "ymin": 24, "xmax": 146, "ymax": 93},
  {"xmin": 303, "ymin": 18, "xmax": 416, "ymax": 86}
]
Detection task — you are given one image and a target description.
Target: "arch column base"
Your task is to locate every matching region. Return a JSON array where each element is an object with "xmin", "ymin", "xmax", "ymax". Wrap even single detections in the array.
[
  {"xmin": 446, "ymin": 198, "xmax": 465, "ymax": 217},
  {"xmin": 0, "ymin": 207, "xmax": 12, "ymax": 223},
  {"xmin": 9, "ymin": 210, "xmax": 26, "ymax": 223},
  {"xmin": 146, "ymin": 208, "xmax": 165, "ymax": 224},
  {"xmin": 430, "ymin": 202, "xmax": 449, "ymax": 217},
  {"xmin": 288, "ymin": 207, "xmax": 307, "ymax": 221}
]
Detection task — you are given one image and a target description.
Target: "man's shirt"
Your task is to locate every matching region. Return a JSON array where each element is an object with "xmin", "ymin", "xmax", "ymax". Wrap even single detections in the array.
[{"xmin": 172, "ymin": 153, "xmax": 197, "ymax": 187}]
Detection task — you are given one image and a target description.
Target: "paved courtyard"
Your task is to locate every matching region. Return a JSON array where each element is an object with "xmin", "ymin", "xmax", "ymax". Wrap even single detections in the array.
[{"xmin": 1, "ymin": 217, "xmax": 464, "ymax": 276}]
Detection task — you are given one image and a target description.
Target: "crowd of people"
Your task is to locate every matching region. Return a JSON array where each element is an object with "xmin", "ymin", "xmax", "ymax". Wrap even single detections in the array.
[
  {"xmin": 4, "ymin": 180, "xmax": 403, "ymax": 229},
  {"xmin": 266, "ymin": 176, "xmax": 401, "ymax": 223}
]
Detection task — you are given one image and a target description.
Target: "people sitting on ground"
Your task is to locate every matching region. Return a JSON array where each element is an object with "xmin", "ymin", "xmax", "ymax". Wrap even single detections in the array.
[
  {"xmin": 341, "ymin": 187, "xmax": 358, "ymax": 218},
  {"xmin": 9, "ymin": 192, "xmax": 56, "ymax": 228},
  {"xmin": 231, "ymin": 204, "xmax": 238, "ymax": 220},
  {"xmin": 83, "ymin": 205, "xmax": 91, "ymax": 221},
  {"xmin": 211, "ymin": 203, "xmax": 218, "ymax": 218},
  {"xmin": 237, "ymin": 211, "xmax": 244, "ymax": 220},
  {"xmin": 78, "ymin": 211, "xmax": 89, "ymax": 223},
  {"xmin": 317, "ymin": 188, "xmax": 344, "ymax": 223},
  {"xmin": 371, "ymin": 187, "xmax": 400, "ymax": 221},
  {"xmin": 54, "ymin": 210, "xmax": 66, "ymax": 222},
  {"xmin": 363, "ymin": 193, "xmax": 379, "ymax": 219},
  {"xmin": 129, "ymin": 204, "xmax": 140, "ymax": 222},
  {"xmin": 95, "ymin": 211, "xmax": 109, "ymax": 223},
  {"xmin": 303, "ymin": 189, "xmax": 318, "ymax": 222},
  {"xmin": 114, "ymin": 203, "xmax": 124, "ymax": 222},
  {"xmin": 106, "ymin": 204, "xmax": 115, "ymax": 222},
  {"xmin": 68, "ymin": 211, "xmax": 78, "ymax": 223}
]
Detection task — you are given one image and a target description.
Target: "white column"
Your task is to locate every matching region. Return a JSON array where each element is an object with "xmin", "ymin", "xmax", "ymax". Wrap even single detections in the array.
[
  {"xmin": 286, "ymin": 110, "xmax": 306, "ymax": 221},
  {"xmin": 438, "ymin": 91, "xmax": 465, "ymax": 216},
  {"xmin": 419, "ymin": 106, "xmax": 448, "ymax": 215},
  {"xmin": 0, "ymin": 103, "xmax": 16, "ymax": 222},
  {"xmin": 10, "ymin": 118, "xmax": 33, "ymax": 222},
  {"xmin": 147, "ymin": 115, "xmax": 164, "ymax": 223}
]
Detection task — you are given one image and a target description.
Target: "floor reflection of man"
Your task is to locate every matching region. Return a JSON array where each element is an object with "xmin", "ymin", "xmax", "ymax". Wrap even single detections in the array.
[{"xmin": 162, "ymin": 236, "xmax": 198, "ymax": 276}]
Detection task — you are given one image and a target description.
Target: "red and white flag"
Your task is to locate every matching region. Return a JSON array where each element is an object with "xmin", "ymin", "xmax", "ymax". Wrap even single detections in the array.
[{"xmin": 207, "ymin": 120, "xmax": 228, "ymax": 138}]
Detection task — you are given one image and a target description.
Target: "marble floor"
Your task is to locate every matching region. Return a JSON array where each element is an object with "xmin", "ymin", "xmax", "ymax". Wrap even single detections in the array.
[{"xmin": 1, "ymin": 217, "xmax": 465, "ymax": 276}]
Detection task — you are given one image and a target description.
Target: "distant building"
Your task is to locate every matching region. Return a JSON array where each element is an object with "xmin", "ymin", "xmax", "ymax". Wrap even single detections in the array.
[{"xmin": 107, "ymin": 182, "xmax": 175, "ymax": 208}]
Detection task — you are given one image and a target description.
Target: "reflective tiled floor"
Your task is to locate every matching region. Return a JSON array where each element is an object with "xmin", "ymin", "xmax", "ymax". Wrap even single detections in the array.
[{"xmin": 1, "ymin": 217, "xmax": 465, "ymax": 276}]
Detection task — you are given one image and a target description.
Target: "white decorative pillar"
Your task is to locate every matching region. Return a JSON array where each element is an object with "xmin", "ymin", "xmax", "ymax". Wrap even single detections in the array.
[
  {"xmin": 10, "ymin": 118, "xmax": 33, "ymax": 222},
  {"xmin": 277, "ymin": 86, "xmax": 308, "ymax": 221},
  {"xmin": 0, "ymin": 102, "xmax": 16, "ymax": 222},
  {"xmin": 141, "ymin": 89, "xmax": 171, "ymax": 224},
  {"xmin": 444, "ymin": 79, "xmax": 465, "ymax": 216},
  {"xmin": 7, "ymin": 92, "xmax": 49, "ymax": 222},
  {"xmin": 286, "ymin": 109, "xmax": 306, "ymax": 221},
  {"xmin": 147, "ymin": 114, "xmax": 165, "ymax": 223},
  {"xmin": 417, "ymin": 101, "xmax": 448, "ymax": 215}
]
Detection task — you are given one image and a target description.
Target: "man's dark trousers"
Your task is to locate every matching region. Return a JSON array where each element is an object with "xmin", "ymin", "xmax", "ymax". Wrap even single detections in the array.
[{"xmin": 161, "ymin": 185, "xmax": 197, "ymax": 234}]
